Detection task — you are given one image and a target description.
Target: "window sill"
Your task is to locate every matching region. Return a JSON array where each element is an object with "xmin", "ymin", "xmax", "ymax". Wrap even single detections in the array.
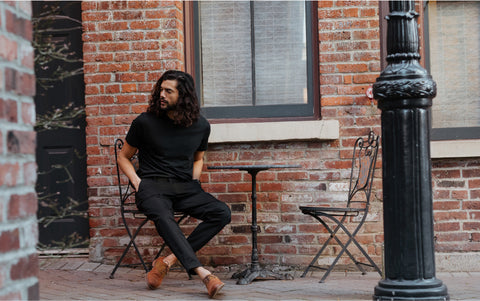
[
  {"xmin": 209, "ymin": 120, "xmax": 339, "ymax": 144},
  {"xmin": 431, "ymin": 139, "xmax": 480, "ymax": 158}
]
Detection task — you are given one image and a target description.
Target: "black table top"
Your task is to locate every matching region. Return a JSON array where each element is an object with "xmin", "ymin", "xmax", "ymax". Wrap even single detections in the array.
[{"xmin": 208, "ymin": 164, "xmax": 301, "ymax": 172}]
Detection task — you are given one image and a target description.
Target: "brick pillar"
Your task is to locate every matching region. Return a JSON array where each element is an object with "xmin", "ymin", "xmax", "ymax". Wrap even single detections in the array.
[{"xmin": 0, "ymin": 1, "xmax": 38, "ymax": 300}]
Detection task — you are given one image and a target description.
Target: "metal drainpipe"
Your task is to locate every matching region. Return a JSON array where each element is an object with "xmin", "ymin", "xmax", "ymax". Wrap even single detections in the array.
[{"xmin": 372, "ymin": 1, "xmax": 449, "ymax": 300}]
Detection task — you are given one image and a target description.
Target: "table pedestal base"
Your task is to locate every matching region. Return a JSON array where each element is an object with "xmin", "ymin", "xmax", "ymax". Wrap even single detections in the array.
[{"xmin": 232, "ymin": 266, "xmax": 294, "ymax": 285}]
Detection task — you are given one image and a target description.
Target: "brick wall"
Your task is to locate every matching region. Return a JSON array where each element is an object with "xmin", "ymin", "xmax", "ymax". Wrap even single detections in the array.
[
  {"xmin": 0, "ymin": 1, "xmax": 39, "ymax": 299},
  {"xmin": 432, "ymin": 159, "xmax": 480, "ymax": 252},
  {"xmin": 83, "ymin": 0, "xmax": 479, "ymax": 271}
]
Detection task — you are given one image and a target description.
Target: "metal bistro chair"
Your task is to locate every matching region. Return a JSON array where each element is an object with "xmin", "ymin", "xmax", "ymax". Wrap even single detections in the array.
[
  {"xmin": 109, "ymin": 138, "xmax": 190, "ymax": 279},
  {"xmin": 299, "ymin": 131, "xmax": 382, "ymax": 283}
]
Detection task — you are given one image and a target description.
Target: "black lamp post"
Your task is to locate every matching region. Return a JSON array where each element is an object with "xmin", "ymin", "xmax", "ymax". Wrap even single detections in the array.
[{"xmin": 372, "ymin": 1, "xmax": 449, "ymax": 300}]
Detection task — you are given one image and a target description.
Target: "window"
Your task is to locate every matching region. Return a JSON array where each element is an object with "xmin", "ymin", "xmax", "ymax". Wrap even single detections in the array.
[
  {"xmin": 424, "ymin": 1, "xmax": 480, "ymax": 140},
  {"xmin": 191, "ymin": 1, "xmax": 318, "ymax": 120}
]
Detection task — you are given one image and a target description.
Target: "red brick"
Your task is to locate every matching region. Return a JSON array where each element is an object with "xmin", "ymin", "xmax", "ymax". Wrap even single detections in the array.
[
  {"xmin": 23, "ymin": 161, "xmax": 37, "ymax": 186},
  {"xmin": 0, "ymin": 229, "xmax": 20, "ymax": 253},
  {"xmin": 121, "ymin": 83, "xmax": 137, "ymax": 93},
  {"xmin": 464, "ymin": 222, "xmax": 480, "ymax": 231},
  {"xmin": 353, "ymin": 74, "xmax": 378, "ymax": 84},
  {"xmin": 451, "ymin": 190, "xmax": 468, "ymax": 200},
  {"xmin": 10, "ymin": 253, "xmax": 38, "ymax": 280},
  {"xmin": 97, "ymin": 22, "xmax": 129, "ymax": 31},
  {"xmin": 83, "ymin": 32, "xmax": 113, "ymax": 42},
  {"xmin": 463, "ymin": 169, "xmax": 480, "ymax": 178},
  {"xmin": 318, "ymin": 9, "xmax": 342, "ymax": 19},
  {"xmin": 436, "ymin": 232, "xmax": 470, "ymax": 242},
  {"xmin": 6, "ymin": 10, "xmax": 32, "ymax": 40},
  {"xmin": 98, "ymin": 42, "xmax": 129, "ymax": 52},
  {"xmin": 7, "ymin": 130, "xmax": 35, "ymax": 154},
  {"xmin": 130, "ymin": 20, "xmax": 161, "ymax": 30},
  {"xmin": 434, "ymin": 211, "xmax": 467, "ymax": 221},
  {"xmin": 343, "ymin": 8, "xmax": 359, "ymax": 17},
  {"xmin": 0, "ymin": 163, "xmax": 19, "ymax": 186},
  {"xmin": 84, "ymin": 53, "xmax": 113, "ymax": 62},
  {"xmin": 98, "ymin": 63, "xmax": 130, "ymax": 73},
  {"xmin": 0, "ymin": 98, "xmax": 17, "ymax": 122},
  {"xmin": 264, "ymin": 245, "xmax": 296, "ymax": 254},
  {"xmin": 218, "ymin": 235, "xmax": 248, "ymax": 244},
  {"xmin": 84, "ymin": 74, "xmax": 112, "ymax": 84},
  {"xmin": 87, "ymin": 116, "xmax": 113, "ymax": 126},
  {"xmin": 470, "ymin": 190, "xmax": 480, "ymax": 200},
  {"xmin": 8, "ymin": 193, "xmax": 37, "ymax": 219},
  {"xmin": 337, "ymin": 63, "xmax": 369, "ymax": 73},
  {"xmin": 115, "ymin": 73, "xmax": 145, "ymax": 82},
  {"xmin": 360, "ymin": 8, "xmax": 377, "ymax": 17},
  {"xmin": 116, "ymin": 94, "xmax": 148, "ymax": 105},
  {"xmin": 82, "ymin": 12, "xmax": 110, "ymax": 22},
  {"xmin": 99, "ymin": 105, "xmax": 130, "ymax": 115},
  {"xmin": 21, "ymin": 102, "xmax": 35, "ymax": 125},
  {"xmin": 105, "ymin": 84, "xmax": 120, "ymax": 94},
  {"xmin": 0, "ymin": 35, "xmax": 17, "ymax": 61},
  {"xmin": 434, "ymin": 222, "xmax": 460, "ymax": 232}
]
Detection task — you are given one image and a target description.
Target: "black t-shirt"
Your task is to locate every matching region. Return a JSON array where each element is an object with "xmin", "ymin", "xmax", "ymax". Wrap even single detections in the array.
[{"xmin": 125, "ymin": 112, "xmax": 210, "ymax": 181}]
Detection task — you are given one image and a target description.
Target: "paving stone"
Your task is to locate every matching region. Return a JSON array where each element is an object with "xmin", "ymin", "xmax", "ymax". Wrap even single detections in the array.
[{"xmin": 76, "ymin": 261, "xmax": 102, "ymax": 271}]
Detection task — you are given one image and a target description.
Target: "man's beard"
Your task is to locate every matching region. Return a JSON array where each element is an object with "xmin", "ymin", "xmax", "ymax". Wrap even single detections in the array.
[{"xmin": 160, "ymin": 101, "xmax": 176, "ymax": 111}]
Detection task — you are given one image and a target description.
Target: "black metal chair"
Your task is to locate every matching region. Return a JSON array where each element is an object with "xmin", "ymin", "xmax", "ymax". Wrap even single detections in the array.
[
  {"xmin": 299, "ymin": 131, "xmax": 382, "ymax": 283},
  {"xmin": 109, "ymin": 138, "xmax": 189, "ymax": 279}
]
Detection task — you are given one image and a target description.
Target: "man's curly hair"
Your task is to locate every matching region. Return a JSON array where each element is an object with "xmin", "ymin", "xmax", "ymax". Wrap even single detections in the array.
[{"xmin": 147, "ymin": 70, "xmax": 200, "ymax": 127}]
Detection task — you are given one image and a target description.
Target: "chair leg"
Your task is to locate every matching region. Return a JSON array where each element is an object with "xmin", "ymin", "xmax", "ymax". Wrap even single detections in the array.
[
  {"xmin": 109, "ymin": 219, "xmax": 149, "ymax": 279},
  {"xmin": 329, "ymin": 238, "xmax": 367, "ymax": 276},
  {"xmin": 350, "ymin": 235, "xmax": 382, "ymax": 275},
  {"xmin": 302, "ymin": 213, "xmax": 377, "ymax": 282},
  {"xmin": 300, "ymin": 231, "xmax": 335, "ymax": 278},
  {"xmin": 318, "ymin": 233, "xmax": 356, "ymax": 283}
]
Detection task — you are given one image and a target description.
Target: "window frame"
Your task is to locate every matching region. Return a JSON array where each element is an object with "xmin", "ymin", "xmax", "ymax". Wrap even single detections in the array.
[
  {"xmin": 379, "ymin": 1, "xmax": 480, "ymax": 141},
  {"xmin": 423, "ymin": 1, "xmax": 480, "ymax": 140},
  {"xmin": 184, "ymin": 1, "xmax": 320, "ymax": 122}
]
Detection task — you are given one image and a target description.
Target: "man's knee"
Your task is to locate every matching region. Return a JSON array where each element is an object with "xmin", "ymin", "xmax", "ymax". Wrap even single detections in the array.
[{"xmin": 216, "ymin": 202, "xmax": 231, "ymax": 226}]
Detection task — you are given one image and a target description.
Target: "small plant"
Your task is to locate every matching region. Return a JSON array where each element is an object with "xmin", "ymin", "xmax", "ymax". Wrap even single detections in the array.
[
  {"xmin": 35, "ymin": 102, "xmax": 85, "ymax": 133},
  {"xmin": 33, "ymin": 4, "xmax": 83, "ymax": 91}
]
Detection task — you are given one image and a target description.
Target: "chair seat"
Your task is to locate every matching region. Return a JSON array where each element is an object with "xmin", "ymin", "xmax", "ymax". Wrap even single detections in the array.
[{"xmin": 299, "ymin": 206, "xmax": 362, "ymax": 215}]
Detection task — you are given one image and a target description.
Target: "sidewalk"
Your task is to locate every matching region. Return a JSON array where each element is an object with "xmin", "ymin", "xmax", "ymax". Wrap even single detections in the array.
[{"xmin": 39, "ymin": 257, "xmax": 479, "ymax": 300}]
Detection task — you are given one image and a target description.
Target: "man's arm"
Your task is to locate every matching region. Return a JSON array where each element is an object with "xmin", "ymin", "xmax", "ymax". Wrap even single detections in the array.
[
  {"xmin": 117, "ymin": 141, "xmax": 141, "ymax": 191},
  {"xmin": 192, "ymin": 151, "xmax": 205, "ymax": 180}
]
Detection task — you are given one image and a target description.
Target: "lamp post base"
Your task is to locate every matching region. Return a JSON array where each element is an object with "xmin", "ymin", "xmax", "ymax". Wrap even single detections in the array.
[
  {"xmin": 374, "ymin": 278, "xmax": 449, "ymax": 301},
  {"xmin": 232, "ymin": 265, "xmax": 294, "ymax": 285}
]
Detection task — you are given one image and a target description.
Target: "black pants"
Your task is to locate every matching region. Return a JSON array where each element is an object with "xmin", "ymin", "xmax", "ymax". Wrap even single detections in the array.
[{"xmin": 135, "ymin": 177, "xmax": 231, "ymax": 273}]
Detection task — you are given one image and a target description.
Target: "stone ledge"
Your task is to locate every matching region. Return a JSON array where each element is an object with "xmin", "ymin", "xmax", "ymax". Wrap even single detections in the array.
[
  {"xmin": 209, "ymin": 120, "xmax": 340, "ymax": 144},
  {"xmin": 431, "ymin": 140, "xmax": 480, "ymax": 159},
  {"xmin": 436, "ymin": 252, "xmax": 480, "ymax": 272}
]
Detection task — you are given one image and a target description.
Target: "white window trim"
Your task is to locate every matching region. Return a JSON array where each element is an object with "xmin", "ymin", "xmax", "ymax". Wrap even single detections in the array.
[
  {"xmin": 431, "ymin": 140, "xmax": 480, "ymax": 159},
  {"xmin": 210, "ymin": 121, "xmax": 479, "ymax": 159},
  {"xmin": 209, "ymin": 120, "xmax": 339, "ymax": 144}
]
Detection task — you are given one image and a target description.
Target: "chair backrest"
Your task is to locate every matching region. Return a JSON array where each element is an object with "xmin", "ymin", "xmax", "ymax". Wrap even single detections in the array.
[
  {"xmin": 114, "ymin": 138, "xmax": 138, "ymax": 206},
  {"xmin": 347, "ymin": 131, "xmax": 379, "ymax": 209}
]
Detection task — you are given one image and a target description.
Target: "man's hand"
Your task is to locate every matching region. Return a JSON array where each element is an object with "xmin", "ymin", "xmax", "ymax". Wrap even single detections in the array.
[{"xmin": 132, "ymin": 178, "xmax": 141, "ymax": 192}]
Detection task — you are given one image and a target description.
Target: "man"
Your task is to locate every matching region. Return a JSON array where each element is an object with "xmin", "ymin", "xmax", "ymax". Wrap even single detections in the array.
[{"xmin": 117, "ymin": 70, "xmax": 231, "ymax": 298}]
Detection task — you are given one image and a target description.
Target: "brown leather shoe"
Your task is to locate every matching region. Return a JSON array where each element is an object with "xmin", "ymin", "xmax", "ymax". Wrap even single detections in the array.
[
  {"xmin": 146, "ymin": 257, "xmax": 169, "ymax": 289},
  {"xmin": 203, "ymin": 274, "xmax": 224, "ymax": 298}
]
